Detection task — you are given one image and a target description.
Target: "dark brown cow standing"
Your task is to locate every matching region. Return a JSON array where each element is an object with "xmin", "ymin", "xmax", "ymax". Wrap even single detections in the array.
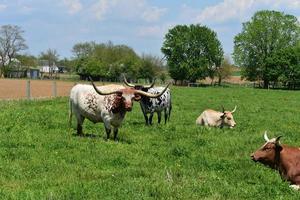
[{"xmin": 251, "ymin": 132, "xmax": 300, "ymax": 190}]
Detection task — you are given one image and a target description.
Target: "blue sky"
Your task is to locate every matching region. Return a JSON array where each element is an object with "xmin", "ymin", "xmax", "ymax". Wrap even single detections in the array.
[{"xmin": 0, "ymin": 0, "xmax": 299, "ymax": 60}]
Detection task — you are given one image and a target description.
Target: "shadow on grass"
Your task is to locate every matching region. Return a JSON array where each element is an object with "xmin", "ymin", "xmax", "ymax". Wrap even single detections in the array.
[
  {"xmin": 128, "ymin": 121, "xmax": 146, "ymax": 126},
  {"xmin": 72, "ymin": 133, "xmax": 100, "ymax": 138},
  {"xmin": 71, "ymin": 132, "xmax": 133, "ymax": 144}
]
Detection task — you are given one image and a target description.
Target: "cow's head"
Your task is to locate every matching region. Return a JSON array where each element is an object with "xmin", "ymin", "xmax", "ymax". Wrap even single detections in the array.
[
  {"xmin": 220, "ymin": 106, "xmax": 237, "ymax": 128},
  {"xmin": 251, "ymin": 131, "xmax": 282, "ymax": 169},
  {"xmin": 89, "ymin": 77, "xmax": 169, "ymax": 112},
  {"xmin": 123, "ymin": 75, "xmax": 155, "ymax": 92}
]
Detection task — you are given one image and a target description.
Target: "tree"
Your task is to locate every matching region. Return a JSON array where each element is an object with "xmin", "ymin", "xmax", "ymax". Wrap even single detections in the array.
[
  {"xmin": 15, "ymin": 54, "xmax": 37, "ymax": 68},
  {"xmin": 0, "ymin": 25, "xmax": 28, "ymax": 77},
  {"xmin": 233, "ymin": 10, "xmax": 300, "ymax": 88},
  {"xmin": 57, "ymin": 58, "xmax": 75, "ymax": 73},
  {"xmin": 72, "ymin": 42, "xmax": 95, "ymax": 59},
  {"xmin": 138, "ymin": 54, "xmax": 163, "ymax": 82},
  {"xmin": 161, "ymin": 24, "xmax": 223, "ymax": 84},
  {"xmin": 216, "ymin": 56, "xmax": 233, "ymax": 85},
  {"xmin": 72, "ymin": 41, "xmax": 141, "ymax": 81},
  {"xmin": 39, "ymin": 49, "xmax": 60, "ymax": 78},
  {"xmin": 266, "ymin": 43, "xmax": 300, "ymax": 89}
]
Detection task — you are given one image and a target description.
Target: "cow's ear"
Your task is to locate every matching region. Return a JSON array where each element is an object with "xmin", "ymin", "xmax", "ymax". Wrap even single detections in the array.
[
  {"xmin": 275, "ymin": 136, "xmax": 282, "ymax": 147},
  {"xmin": 220, "ymin": 113, "xmax": 226, "ymax": 119},
  {"xmin": 134, "ymin": 94, "xmax": 141, "ymax": 101},
  {"xmin": 116, "ymin": 92, "xmax": 123, "ymax": 99}
]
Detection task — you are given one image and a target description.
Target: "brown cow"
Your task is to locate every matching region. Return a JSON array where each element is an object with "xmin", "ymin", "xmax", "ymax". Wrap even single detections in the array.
[
  {"xmin": 69, "ymin": 78, "xmax": 170, "ymax": 140},
  {"xmin": 251, "ymin": 132, "xmax": 300, "ymax": 190}
]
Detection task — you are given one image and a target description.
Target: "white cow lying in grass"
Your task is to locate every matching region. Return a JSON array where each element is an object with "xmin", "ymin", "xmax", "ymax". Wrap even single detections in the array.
[{"xmin": 196, "ymin": 106, "xmax": 237, "ymax": 128}]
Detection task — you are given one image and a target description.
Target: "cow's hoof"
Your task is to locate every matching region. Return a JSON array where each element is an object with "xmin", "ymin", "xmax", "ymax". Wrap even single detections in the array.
[{"xmin": 290, "ymin": 185, "xmax": 300, "ymax": 190}]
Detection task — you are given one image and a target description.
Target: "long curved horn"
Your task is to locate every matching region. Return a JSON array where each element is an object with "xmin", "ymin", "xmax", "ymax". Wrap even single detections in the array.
[
  {"xmin": 143, "ymin": 79, "xmax": 156, "ymax": 89},
  {"xmin": 231, "ymin": 105, "xmax": 237, "ymax": 113},
  {"xmin": 89, "ymin": 77, "xmax": 120, "ymax": 95},
  {"xmin": 123, "ymin": 75, "xmax": 135, "ymax": 87},
  {"xmin": 264, "ymin": 131, "xmax": 270, "ymax": 142},
  {"xmin": 135, "ymin": 83, "xmax": 170, "ymax": 98}
]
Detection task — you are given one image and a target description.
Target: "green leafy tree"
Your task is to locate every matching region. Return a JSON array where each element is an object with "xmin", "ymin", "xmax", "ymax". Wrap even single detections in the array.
[
  {"xmin": 216, "ymin": 56, "xmax": 233, "ymax": 86},
  {"xmin": 72, "ymin": 41, "xmax": 141, "ymax": 81},
  {"xmin": 233, "ymin": 10, "xmax": 300, "ymax": 88},
  {"xmin": 138, "ymin": 54, "xmax": 163, "ymax": 82},
  {"xmin": 15, "ymin": 54, "xmax": 37, "ymax": 68},
  {"xmin": 266, "ymin": 44, "xmax": 300, "ymax": 89},
  {"xmin": 72, "ymin": 42, "xmax": 95, "ymax": 59},
  {"xmin": 57, "ymin": 58, "xmax": 75, "ymax": 72},
  {"xmin": 161, "ymin": 24, "xmax": 223, "ymax": 84}
]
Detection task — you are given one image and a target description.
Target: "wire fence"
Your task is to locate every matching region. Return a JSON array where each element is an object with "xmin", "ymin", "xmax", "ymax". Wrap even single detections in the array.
[{"xmin": 0, "ymin": 79, "xmax": 76, "ymax": 100}]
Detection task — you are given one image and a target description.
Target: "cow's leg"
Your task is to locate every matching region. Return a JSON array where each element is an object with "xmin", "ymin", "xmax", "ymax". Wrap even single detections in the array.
[
  {"xmin": 103, "ymin": 118, "xmax": 112, "ymax": 140},
  {"xmin": 164, "ymin": 108, "xmax": 168, "ymax": 124},
  {"xmin": 149, "ymin": 112, "xmax": 154, "ymax": 125},
  {"xmin": 113, "ymin": 128, "xmax": 118, "ymax": 141},
  {"xmin": 105, "ymin": 126, "xmax": 111, "ymax": 140},
  {"xmin": 157, "ymin": 111, "xmax": 162, "ymax": 124},
  {"xmin": 144, "ymin": 113, "xmax": 149, "ymax": 125},
  {"xmin": 140, "ymin": 104, "xmax": 149, "ymax": 125},
  {"xmin": 76, "ymin": 114, "xmax": 85, "ymax": 135}
]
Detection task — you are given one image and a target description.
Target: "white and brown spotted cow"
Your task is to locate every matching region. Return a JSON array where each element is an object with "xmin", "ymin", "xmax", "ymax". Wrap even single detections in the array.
[
  {"xmin": 123, "ymin": 76, "xmax": 172, "ymax": 125},
  {"xmin": 69, "ymin": 78, "xmax": 170, "ymax": 140},
  {"xmin": 196, "ymin": 106, "xmax": 237, "ymax": 128}
]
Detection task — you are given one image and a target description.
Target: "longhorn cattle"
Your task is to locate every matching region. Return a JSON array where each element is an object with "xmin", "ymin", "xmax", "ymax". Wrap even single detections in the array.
[
  {"xmin": 251, "ymin": 132, "xmax": 300, "ymax": 190},
  {"xmin": 69, "ymin": 78, "xmax": 170, "ymax": 140},
  {"xmin": 196, "ymin": 106, "xmax": 237, "ymax": 128},
  {"xmin": 123, "ymin": 77, "xmax": 172, "ymax": 125}
]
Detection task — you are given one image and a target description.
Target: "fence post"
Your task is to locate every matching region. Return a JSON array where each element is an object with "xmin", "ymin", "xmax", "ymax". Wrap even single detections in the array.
[
  {"xmin": 26, "ymin": 80, "xmax": 31, "ymax": 99},
  {"xmin": 52, "ymin": 81, "xmax": 57, "ymax": 97}
]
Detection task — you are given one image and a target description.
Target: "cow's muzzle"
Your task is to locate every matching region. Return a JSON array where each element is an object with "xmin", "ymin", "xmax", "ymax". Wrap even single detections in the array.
[
  {"xmin": 250, "ymin": 154, "xmax": 257, "ymax": 162},
  {"xmin": 125, "ymin": 106, "xmax": 132, "ymax": 111}
]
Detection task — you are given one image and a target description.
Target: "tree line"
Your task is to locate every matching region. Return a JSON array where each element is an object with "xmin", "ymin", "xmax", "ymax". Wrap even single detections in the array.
[
  {"xmin": 0, "ymin": 10, "xmax": 299, "ymax": 88},
  {"xmin": 71, "ymin": 41, "xmax": 165, "ymax": 82}
]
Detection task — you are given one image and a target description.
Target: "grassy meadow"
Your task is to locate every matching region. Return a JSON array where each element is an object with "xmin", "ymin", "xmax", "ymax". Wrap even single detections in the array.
[{"xmin": 1, "ymin": 86, "xmax": 300, "ymax": 199}]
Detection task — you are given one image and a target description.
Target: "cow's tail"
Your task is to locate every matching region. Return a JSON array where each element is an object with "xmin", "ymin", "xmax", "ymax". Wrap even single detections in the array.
[
  {"xmin": 69, "ymin": 99, "xmax": 73, "ymax": 127},
  {"xmin": 168, "ymin": 97, "xmax": 172, "ymax": 121}
]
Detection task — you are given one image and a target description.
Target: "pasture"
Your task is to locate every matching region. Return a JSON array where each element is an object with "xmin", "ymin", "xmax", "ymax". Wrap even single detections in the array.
[{"xmin": 1, "ymin": 86, "xmax": 300, "ymax": 199}]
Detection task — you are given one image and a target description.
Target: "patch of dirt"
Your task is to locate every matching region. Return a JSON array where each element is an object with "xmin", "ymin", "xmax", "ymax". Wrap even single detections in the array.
[
  {"xmin": 200, "ymin": 76, "xmax": 251, "ymax": 85},
  {"xmin": 0, "ymin": 79, "xmax": 77, "ymax": 99}
]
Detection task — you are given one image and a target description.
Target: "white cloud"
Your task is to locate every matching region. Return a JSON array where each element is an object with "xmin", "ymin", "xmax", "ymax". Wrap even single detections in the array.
[
  {"xmin": 194, "ymin": 0, "xmax": 300, "ymax": 24},
  {"xmin": 137, "ymin": 23, "xmax": 175, "ymax": 38},
  {"xmin": 91, "ymin": 0, "xmax": 117, "ymax": 20},
  {"xmin": 91, "ymin": 0, "xmax": 166, "ymax": 22},
  {"xmin": 142, "ymin": 7, "xmax": 167, "ymax": 22},
  {"xmin": 284, "ymin": 0, "xmax": 300, "ymax": 9},
  {"xmin": 138, "ymin": 26, "xmax": 162, "ymax": 38},
  {"xmin": 63, "ymin": 0, "xmax": 82, "ymax": 14},
  {"xmin": 196, "ymin": 0, "xmax": 255, "ymax": 23},
  {"xmin": 0, "ymin": 4, "xmax": 7, "ymax": 12}
]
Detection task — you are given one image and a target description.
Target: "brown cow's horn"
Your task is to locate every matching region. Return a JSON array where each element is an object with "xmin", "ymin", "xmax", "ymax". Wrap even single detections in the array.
[
  {"xmin": 231, "ymin": 105, "xmax": 237, "ymax": 113},
  {"xmin": 275, "ymin": 136, "xmax": 282, "ymax": 143},
  {"xmin": 123, "ymin": 75, "xmax": 135, "ymax": 87},
  {"xmin": 135, "ymin": 83, "xmax": 170, "ymax": 98},
  {"xmin": 89, "ymin": 77, "xmax": 120, "ymax": 95},
  {"xmin": 264, "ymin": 131, "xmax": 270, "ymax": 142}
]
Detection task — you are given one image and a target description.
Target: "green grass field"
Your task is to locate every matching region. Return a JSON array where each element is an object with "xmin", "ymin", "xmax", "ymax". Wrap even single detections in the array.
[{"xmin": 1, "ymin": 86, "xmax": 300, "ymax": 199}]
